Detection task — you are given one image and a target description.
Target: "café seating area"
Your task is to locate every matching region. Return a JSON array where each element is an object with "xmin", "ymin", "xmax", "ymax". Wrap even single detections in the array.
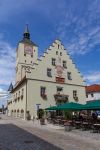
[{"xmin": 47, "ymin": 114, "xmax": 100, "ymax": 133}]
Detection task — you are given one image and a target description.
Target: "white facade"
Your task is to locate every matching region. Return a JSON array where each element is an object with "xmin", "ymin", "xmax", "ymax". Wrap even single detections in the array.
[
  {"xmin": 8, "ymin": 27, "xmax": 86, "ymax": 119},
  {"xmin": 86, "ymin": 92, "xmax": 100, "ymax": 101}
]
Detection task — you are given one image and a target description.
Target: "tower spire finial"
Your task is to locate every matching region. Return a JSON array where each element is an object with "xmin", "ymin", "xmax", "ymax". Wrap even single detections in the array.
[{"xmin": 23, "ymin": 24, "xmax": 30, "ymax": 39}]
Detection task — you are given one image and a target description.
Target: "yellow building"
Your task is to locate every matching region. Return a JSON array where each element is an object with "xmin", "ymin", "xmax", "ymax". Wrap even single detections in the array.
[{"xmin": 8, "ymin": 25, "xmax": 86, "ymax": 119}]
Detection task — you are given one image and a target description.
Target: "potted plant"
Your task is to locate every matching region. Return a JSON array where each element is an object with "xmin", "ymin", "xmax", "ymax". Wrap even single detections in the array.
[
  {"xmin": 39, "ymin": 109, "xmax": 45, "ymax": 125},
  {"xmin": 64, "ymin": 111, "xmax": 72, "ymax": 131}
]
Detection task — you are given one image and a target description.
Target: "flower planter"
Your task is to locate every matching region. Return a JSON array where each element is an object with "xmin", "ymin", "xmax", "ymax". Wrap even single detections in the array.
[
  {"xmin": 40, "ymin": 118, "xmax": 45, "ymax": 125},
  {"xmin": 65, "ymin": 124, "xmax": 72, "ymax": 131}
]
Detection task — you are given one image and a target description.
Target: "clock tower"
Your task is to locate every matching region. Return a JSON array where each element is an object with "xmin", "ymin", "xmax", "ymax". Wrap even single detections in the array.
[{"xmin": 16, "ymin": 25, "xmax": 38, "ymax": 83}]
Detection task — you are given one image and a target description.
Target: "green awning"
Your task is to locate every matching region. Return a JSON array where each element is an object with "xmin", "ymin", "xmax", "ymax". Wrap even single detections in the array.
[
  {"xmin": 45, "ymin": 106, "xmax": 58, "ymax": 110},
  {"xmin": 45, "ymin": 102, "xmax": 84, "ymax": 111},
  {"xmin": 80, "ymin": 100, "xmax": 100, "ymax": 110},
  {"xmin": 57, "ymin": 102, "xmax": 84, "ymax": 110}
]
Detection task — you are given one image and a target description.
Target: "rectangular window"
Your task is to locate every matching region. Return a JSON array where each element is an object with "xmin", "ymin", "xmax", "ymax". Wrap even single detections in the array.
[
  {"xmin": 58, "ymin": 44, "xmax": 59, "ymax": 49},
  {"xmin": 60, "ymin": 52, "xmax": 62, "ymax": 56},
  {"xmin": 73, "ymin": 90, "xmax": 77, "ymax": 97},
  {"xmin": 52, "ymin": 58, "xmax": 56, "ymax": 66},
  {"xmin": 19, "ymin": 91, "xmax": 20, "ymax": 97},
  {"xmin": 57, "ymin": 87, "xmax": 63, "ymax": 92},
  {"xmin": 56, "ymin": 51, "xmax": 58, "ymax": 55},
  {"xmin": 63, "ymin": 61, "xmax": 67, "ymax": 68},
  {"xmin": 47, "ymin": 68, "xmax": 52, "ymax": 77},
  {"xmin": 86, "ymin": 93, "xmax": 88, "ymax": 98},
  {"xmin": 22, "ymin": 89, "xmax": 24, "ymax": 95},
  {"xmin": 40, "ymin": 87, "xmax": 46, "ymax": 96},
  {"xmin": 67, "ymin": 72, "xmax": 72, "ymax": 80},
  {"xmin": 91, "ymin": 93, "xmax": 94, "ymax": 97}
]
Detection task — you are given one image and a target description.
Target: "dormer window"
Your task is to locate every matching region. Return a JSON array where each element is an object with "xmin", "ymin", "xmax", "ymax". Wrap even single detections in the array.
[{"xmin": 52, "ymin": 58, "xmax": 56, "ymax": 66}]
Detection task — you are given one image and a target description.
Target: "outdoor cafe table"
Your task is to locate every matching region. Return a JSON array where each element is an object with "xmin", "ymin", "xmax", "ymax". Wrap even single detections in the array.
[
  {"xmin": 81, "ymin": 122, "xmax": 92, "ymax": 130},
  {"xmin": 61, "ymin": 120, "xmax": 68, "ymax": 125},
  {"xmin": 74, "ymin": 121, "xmax": 82, "ymax": 129},
  {"xmin": 93, "ymin": 124, "xmax": 100, "ymax": 133}
]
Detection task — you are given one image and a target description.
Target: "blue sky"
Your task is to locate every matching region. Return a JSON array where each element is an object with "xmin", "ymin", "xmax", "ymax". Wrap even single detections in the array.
[{"xmin": 0, "ymin": 0, "xmax": 100, "ymax": 105}]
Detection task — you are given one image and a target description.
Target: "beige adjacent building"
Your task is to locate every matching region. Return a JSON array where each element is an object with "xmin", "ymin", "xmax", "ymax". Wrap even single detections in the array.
[{"xmin": 8, "ymin": 25, "xmax": 86, "ymax": 119}]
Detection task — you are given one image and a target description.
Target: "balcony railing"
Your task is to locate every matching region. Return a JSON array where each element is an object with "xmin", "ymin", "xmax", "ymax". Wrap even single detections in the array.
[
  {"xmin": 56, "ymin": 77, "xmax": 65, "ymax": 84},
  {"xmin": 54, "ymin": 93, "xmax": 69, "ymax": 101}
]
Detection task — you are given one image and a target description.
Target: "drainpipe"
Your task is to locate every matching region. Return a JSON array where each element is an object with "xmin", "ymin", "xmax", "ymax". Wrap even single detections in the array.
[{"xmin": 25, "ymin": 79, "xmax": 27, "ymax": 120}]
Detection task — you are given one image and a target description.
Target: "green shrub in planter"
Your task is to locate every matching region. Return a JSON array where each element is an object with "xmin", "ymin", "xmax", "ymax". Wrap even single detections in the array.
[{"xmin": 64, "ymin": 111, "xmax": 72, "ymax": 120}]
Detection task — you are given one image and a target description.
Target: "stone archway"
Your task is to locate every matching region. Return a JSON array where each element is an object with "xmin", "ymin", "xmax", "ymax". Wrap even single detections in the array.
[
  {"xmin": 20, "ymin": 109, "xmax": 24, "ymax": 118},
  {"xmin": 14, "ymin": 110, "xmax": 16, "ymax": 117},
  {"xmin": 17, "ymin": 109, "xmax": 20, "ymax": 118},
  {"xmin": 11, "ymin": 110, "xmax": 13, "ymax": 117}
]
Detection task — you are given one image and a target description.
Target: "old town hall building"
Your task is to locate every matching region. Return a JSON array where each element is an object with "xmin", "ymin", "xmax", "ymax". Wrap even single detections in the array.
[{"xmin": 8, "ymin": 25, "xmax": 86, "ymax": 119}]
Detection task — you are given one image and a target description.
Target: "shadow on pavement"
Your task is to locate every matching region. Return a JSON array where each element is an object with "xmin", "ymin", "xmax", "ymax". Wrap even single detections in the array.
[{"xmin": 0, "ymin": 124, "xmax": 62, "ymax": 150}]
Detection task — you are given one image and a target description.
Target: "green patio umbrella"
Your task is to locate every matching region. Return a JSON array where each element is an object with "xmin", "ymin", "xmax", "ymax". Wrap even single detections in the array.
[
  {"xmin": 57, "ymin": 102, "xmax": 84, "ymax": 110},
  {"xmin": 45, "ymin": 106, "xmax": 58, "ymax": 110},
  {"xmin": 45, "ymin": 102, "xmax": 84, "ymax": 111},
  {"xmin": 80, "ymin": 100, "xmax": 100, "ymax": 110}
]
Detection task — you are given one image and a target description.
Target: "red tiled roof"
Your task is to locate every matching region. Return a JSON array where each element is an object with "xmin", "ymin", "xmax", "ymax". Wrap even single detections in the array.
[{"xmin": 86, "ymin": 84, "xmax": 100, "ymax": 93}]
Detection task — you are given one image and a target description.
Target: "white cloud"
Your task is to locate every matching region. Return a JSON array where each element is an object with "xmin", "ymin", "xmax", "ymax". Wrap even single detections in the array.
[
  {"xmin": 56, "ymin": 0, "xmax": 100, "ymax": 55},
  {"xmin": 0, "ymin": 37, "xmax": 15, "ymax": 87},
  {"xmin": 84, "ymin": 71, "xmax": 100, "ymax": 84}
]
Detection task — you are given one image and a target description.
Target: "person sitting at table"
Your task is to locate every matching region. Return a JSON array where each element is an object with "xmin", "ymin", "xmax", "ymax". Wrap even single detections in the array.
[
  {"xmin": 92, "ymin": 112, "xmax": 97, "ymax": 122},
  {"xmin": 79, "ymin": 112, "xmax": 84, "ymax": 122}
]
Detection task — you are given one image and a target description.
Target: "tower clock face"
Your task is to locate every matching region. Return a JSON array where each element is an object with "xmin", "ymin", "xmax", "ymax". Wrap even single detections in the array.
[{"xmin": 24, "ymin": 45, "xmax": 33, "ymax": 55}]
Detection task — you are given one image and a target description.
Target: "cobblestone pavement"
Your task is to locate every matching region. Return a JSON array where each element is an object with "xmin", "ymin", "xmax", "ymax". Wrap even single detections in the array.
[{"xmin": 0, "ymin": 114, "xmax": 100, "ymax": 150}]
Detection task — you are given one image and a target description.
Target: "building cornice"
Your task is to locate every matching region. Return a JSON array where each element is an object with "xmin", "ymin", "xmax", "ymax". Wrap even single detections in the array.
[
  {"xmin": 11, "ymin": 76, "xmax": 26, "ymax": 93},
  {"xmin": 27, "ymin": 78, "xmax": 85, "ymax": 87}
]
